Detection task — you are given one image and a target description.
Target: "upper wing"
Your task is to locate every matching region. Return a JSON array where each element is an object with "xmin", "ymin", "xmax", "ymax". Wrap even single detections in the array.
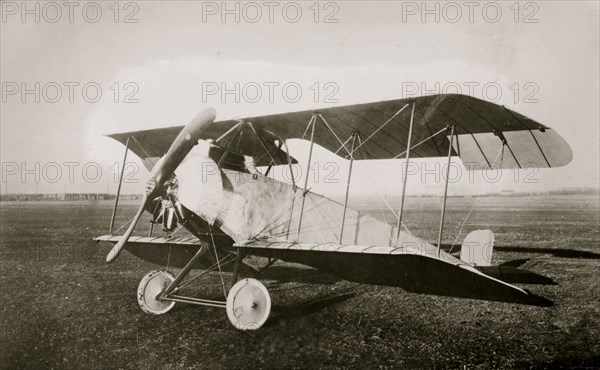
[
  {"xmin": 108, "ymin": 94, "xmax": 572, "ymax": 170},
  {"xmin": 108, "ymin": 122, "xmax": 295, "ymax": 171}
]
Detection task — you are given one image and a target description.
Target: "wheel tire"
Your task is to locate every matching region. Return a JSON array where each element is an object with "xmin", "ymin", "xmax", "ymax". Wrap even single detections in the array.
[
  {"xmin": 226, "ymin": 278, "xmax": 271, "ymax": 330},
  {"xmin": 137, "ymin": 270, "xmax": 176, "ymax": 315}
]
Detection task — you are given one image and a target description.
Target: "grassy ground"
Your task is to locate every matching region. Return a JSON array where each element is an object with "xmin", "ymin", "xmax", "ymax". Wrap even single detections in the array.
[{"xmin": 0, "ymin": 195, "xmax": 599, "ymax": 369}]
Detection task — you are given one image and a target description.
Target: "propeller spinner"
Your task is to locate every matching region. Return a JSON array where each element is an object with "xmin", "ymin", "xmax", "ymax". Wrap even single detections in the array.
[{"xmin": 106, "ymin": 108, "xmax": 216, "ymax": 263}]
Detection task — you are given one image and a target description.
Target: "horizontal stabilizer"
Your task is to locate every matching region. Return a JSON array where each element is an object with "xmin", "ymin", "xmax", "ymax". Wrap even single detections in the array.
[{"xmin": 475, "ymin": 266, "xmax": 557, "ymax": 285}]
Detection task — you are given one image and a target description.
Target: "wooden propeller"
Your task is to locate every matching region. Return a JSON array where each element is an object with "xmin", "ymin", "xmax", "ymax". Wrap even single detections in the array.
[{"xmin": 106, "ymin": 108, "xmax": 216, "ymax": 263}]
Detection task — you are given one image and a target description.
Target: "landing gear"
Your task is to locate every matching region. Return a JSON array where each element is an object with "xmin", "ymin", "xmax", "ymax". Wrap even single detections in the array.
[
  {"xmin": 135, "ymin": 247, "xmax": 272, "ymax": 330},
  {"xmin": 137, "ymin": 270, "xmax": 176, "ymax": 315},
  {"xmin": 226, "ymin": 278, "xmax": 271, "ymax": 330}
]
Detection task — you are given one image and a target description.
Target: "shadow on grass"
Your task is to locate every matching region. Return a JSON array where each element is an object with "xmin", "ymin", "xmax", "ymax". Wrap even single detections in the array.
[{"xmin": 268, "ymin": 290, "xmax": 358, "ymax": 327}]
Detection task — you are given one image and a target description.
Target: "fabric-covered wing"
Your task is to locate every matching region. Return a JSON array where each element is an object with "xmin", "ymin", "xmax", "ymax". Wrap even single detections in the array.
[
  {"xmin": 235, "ymin": 240, "xmax": 553, "ymax": 306},
  {"xmin": 107, "ymin": 94, "xmax": 572, "ymax": 170},
  {"xmin": 240, "ymin": 94, "xmax": 572, "ymax": 169},
  {"xmin": 108, "ymin": 122, "xmax": 295, "ymax": 171}
]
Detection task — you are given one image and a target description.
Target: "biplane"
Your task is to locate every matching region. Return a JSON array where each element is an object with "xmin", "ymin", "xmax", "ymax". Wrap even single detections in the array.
[{"xmin": 95, "ymin": 94, "xmax": 572, "ymax": 330}]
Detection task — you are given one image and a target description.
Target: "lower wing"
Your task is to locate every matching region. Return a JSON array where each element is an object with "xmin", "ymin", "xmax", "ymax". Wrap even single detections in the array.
[{"xmin": 235, "ymin": 240, "xmax": 554, "ymax": 307}]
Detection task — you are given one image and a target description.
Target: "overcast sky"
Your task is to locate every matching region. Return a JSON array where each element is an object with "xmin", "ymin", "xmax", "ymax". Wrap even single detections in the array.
[{"xmin": 1, "ymin": 1, "xmax": 598, "ymax": 198}]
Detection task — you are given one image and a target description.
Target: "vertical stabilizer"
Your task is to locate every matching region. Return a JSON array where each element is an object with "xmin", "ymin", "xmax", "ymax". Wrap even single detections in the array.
[{"xmin": 460, "ymin": 230, "xmax": 494, "ymax": 266}]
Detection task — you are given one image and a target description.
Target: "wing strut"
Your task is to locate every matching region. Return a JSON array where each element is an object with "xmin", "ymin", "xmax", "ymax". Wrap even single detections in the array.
[
  {"xmin": 339, "ymin": 132, "xmax": 358, "ymax": 243},
  {"xmin": 109, "ymin": 136, "xmax": 130, "ymax": 235},
  {"xmin": 278, "ymin": 134, "xmax": 297, "ymax": 188},
  {"xmin": 395, "ymin": 103, "xmax": 416, "ymax": 246},
  {"xmin": 296, "ymin": 114, "xmax": 318, "ymax": 241},
  {"xmin": 437, "ymin": 125, "xmax": 456, "ymax": 258}
]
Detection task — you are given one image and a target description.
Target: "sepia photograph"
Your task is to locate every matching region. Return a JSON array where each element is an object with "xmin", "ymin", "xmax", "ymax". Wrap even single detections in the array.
[{"xmin": 1, "ymin": 1, "xmax": 599, "ymax": 368}]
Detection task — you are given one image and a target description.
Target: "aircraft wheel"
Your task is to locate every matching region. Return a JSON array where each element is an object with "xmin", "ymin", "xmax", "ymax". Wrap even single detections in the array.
[
  {"xmin": 226, "ymin": 278, "xmax": 271, "ymax": 330},
  {"xmin": 137, "ymin": 270, "xmax": 176, "ymax": 315}
]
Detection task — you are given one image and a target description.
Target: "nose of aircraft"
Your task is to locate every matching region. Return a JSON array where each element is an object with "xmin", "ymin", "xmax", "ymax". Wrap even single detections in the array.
[
  {"xmin": 105, "ymin": 108, "xmax": 217, "ymax": 263},
  {"xmin": 174, "ymin": 149, "xmax": 224, "ymax": 226}
]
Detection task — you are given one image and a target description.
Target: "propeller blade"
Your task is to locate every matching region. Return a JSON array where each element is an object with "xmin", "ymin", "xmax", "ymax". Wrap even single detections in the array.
[
  {"xmin": 147, "ymin": 108, "xmax": 217, "ymax": 188},
  {"xmin": 106, "ymin": 193, "xmax": 149, "ymax": 262},
  {"xmin": 106, "ymin": 108, "xmax": 216, "ymax": 263}
]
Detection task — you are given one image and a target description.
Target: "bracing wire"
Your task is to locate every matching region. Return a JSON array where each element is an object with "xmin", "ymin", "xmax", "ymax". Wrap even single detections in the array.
[
  {"xmin": 208, "ymin": 225, "xmax": 228, "ymax": 299},
  {"xmin": 448, "ymin": 144, "xmax": 505, "ymax": 253}
]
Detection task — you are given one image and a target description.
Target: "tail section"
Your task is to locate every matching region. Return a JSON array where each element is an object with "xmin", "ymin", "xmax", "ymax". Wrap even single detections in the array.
[{"xmin": 460, "ymin": 230, "xmax": 494, "ymax": 266}]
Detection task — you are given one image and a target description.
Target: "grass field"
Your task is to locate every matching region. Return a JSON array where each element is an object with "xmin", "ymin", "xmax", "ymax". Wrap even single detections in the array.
[{"xmin": 1, "ymin": 195, "xmax": 599, "ymax": 369}]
